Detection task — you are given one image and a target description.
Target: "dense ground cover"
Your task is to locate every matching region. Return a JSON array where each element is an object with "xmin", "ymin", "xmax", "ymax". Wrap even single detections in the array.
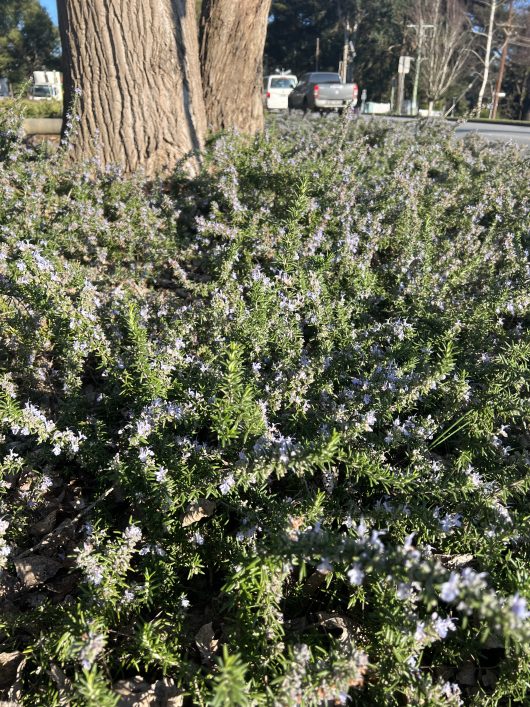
[{"xmin": 0, "ymin": 106, "xmax": 530, "ymax": 706}]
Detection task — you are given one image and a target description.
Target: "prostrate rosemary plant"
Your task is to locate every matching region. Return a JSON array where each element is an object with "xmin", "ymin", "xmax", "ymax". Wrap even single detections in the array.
[{"xmin": 0, "ymin": 102, "xmax": 530, "ymax": 705}]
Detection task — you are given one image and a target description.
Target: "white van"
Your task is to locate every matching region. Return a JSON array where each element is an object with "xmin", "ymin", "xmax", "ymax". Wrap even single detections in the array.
[{"xmin": 263, "ymin": 73, "xmax": 298, "ymax": 111}]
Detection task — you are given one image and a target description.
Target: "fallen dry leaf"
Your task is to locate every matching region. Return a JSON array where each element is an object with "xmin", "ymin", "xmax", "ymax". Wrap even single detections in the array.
[
  {"xmin": 195, "ymin": 622, "xmax": 219, "ymax": 664},
  {"xmin": 316, "ymin": 612, "xmax": 360, "ymax": 644},
  {"xmin": 480, "ymin": 668, "xmax": 498, "ymax": 688},
  {"xmin": 181, "ymin": 499, "xmax": 216, "ymax": 527},
  {"xmin": 30, "ymin": 510, "xmax": 58, "ymax": 536},
  {"xmin": 456, "ymin": 661, "xmax": 477, "ymax": 686},
  {"xmin": 435, "ymin": 554, "xmax": 474, "ymax": 569},
  {"xmin": 114, "ymin": 676, "xmax": 184, "ymax": 707},
  {"xmin": 14, "ymin": 555, "xmax": 62, "ymax": 588}
]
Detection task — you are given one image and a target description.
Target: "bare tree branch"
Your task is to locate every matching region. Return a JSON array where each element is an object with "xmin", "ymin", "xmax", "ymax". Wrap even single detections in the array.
[{"xmin": 409, "ymin": 0, "xmax": 474, "ymax": 112}]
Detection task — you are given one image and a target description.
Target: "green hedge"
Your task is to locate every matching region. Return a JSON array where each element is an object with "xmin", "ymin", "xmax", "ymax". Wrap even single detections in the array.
[{"xmin": 0, "ymin": 98, "xmax": 63, "ymax": 119}]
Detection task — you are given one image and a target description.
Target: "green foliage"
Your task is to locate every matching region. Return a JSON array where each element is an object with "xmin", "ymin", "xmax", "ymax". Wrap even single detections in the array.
[
  {"xmin": 0, "ymin": 98, "xmax": 63, "ymax": 118},
  {"xmin": 211, "ymin": 343, "xmax": 266, "ymax": 447},
  {"xmin": 0, "ymin": 0, "xmax": 60, "ymax": 86},
  {"xmin": 1, "ymin": 109, "xmax": 530, "ymax": 704},
  {"xmin": 208, "ymin": 647, "xmax": 252, "ymax": 707}
]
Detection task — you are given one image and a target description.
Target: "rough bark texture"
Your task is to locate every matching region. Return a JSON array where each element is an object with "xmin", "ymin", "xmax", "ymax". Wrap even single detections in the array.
[
  {"xmin": 200, "ymin": 0, "xmax": 271, "ymax": 134},
  {"xmin": 57, "ymin": 0, "xmax": 206, "ymax": 177}
]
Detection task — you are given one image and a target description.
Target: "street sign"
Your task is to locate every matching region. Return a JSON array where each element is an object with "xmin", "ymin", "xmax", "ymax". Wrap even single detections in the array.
[{"xmin": 398, "ymin": 56, "xmax": 413, "ymax": 74}]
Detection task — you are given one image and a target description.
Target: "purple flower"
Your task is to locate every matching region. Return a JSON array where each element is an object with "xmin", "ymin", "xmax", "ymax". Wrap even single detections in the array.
[
  {"xmin": 440, "ymin": 573, "xmax": 460, "ymax": 603},
  {"xmin": 432, "ymin": 613, "xmax": 457, "ymax": 639},
  {"xmin": 219, "ymin": 473, "xmax": 235, "ymax": 495},
  {"xmin": 510, "ymin": 594, "xmax": 529, "ymax": 621},
  {"xmin": 347, "ymin": 564, "xmax": 365, "ymax": 586},
  {"xmin": 155, "ymin": 466, "xmax": 168, "ymax": 483}
]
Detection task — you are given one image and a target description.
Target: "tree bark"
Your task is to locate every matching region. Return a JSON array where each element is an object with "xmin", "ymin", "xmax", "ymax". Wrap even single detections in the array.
[
  {"xmin": 200, "ymin": 0, "xmax": 271, "ymax": 134},
  {"xmin": 476, "ymin": 0, "xmax": 497, "ymax": 116},
  {"xmin": 57, "ymin": 0, "xmax": 206, "ymax": 178}
]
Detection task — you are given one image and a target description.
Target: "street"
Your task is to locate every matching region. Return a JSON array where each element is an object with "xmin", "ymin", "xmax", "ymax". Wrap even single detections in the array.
[{"xmin": 454, "ymin": 120, "xmax": 530, "ymax": 147}]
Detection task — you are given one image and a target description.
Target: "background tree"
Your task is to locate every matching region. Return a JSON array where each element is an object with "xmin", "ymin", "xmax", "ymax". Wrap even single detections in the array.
[
  {"xmin": 473, "ymin": 0, "xmax": 499, "ymax": 114},
  {"xmin": 0, "ymin": 0, "xmax": 59, "ymax": 86},
  {"xmin": 56, "ymin": 0, "xmax": 206, "ymax": 178},
  {"xmin": 338, "ymin": 0, "xmax": 409, "ymax": 101},
  {"xmin": 408, "ymin": 0, "xmax": 473, "ymax": 114},
  {"xmin": 465, "ymin": 0, "xmax": 530, "ymax": 114},
  {"xmin": 266, "ymin": 0, "xmax": 409, "ymax": 102},
  {"xmin": 504, "ymin": 4, "xmax": 530, "ymax": 118},
  {"xmin": 200, "ymin": 0, "xmax": 271, "ymax": 134},
  {"xmin": 265, "ymin": 1, "xmax": 329, "ymax": 76}
]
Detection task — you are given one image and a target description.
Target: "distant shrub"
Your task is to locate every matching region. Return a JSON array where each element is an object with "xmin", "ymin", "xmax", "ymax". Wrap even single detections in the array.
[
  {"xmin": 0, "ymin": 97, "xmax": 63, "ymax": 119},
  {"xmin": 1, "ymin": 104, "xmax": 530, "ymax": 705}
]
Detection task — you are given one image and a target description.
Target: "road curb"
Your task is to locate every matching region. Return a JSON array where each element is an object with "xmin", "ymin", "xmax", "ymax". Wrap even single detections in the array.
[{"xmin": 23, "ymin": 118, "xmax": 62, "ymax": 135}]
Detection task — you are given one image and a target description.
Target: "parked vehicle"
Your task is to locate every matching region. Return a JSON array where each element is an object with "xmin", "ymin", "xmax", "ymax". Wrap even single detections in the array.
[
  {"xmin": 288, "ymin": 72, "xmax": 358, "ymax": 114},
  {"xmin": 263, "ymin": 72, "xmax": 297, "ymax": 111},
  {"xmin": 30, "ymin": 71, "xmax": 63, "ymax": 101}
]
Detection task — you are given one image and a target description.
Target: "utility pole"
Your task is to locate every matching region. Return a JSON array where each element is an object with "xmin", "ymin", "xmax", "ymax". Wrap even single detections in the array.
[
  {"xmin": 341, "ymin": 20, "xmax": 351, "ymax": 82},
  {"xmin": 491, "ymin": 0, "xmax": 515, "ymax": 119},
  {"xmin": 316, "ymin": 37, "xmax": 320, "ymax": 72},
  {"xmin": 397, "ymin": 63, "xmax": 406, "ymax": 114},
  {"xmin": 408, "ymin": 22, "xmax": 435, "ymax": 115},
  {"xmin": 396, "ymin": 55, "xmax": 412, "ymax": 114},
  {"xmin": 348, "ymin": 21, "xmax": 359, "ymax": 83}
]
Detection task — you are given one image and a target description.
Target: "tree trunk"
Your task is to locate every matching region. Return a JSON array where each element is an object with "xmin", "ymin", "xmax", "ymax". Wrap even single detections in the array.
[
  {"xmin": 57, "ymin": 0, "xmax": 206, "ymax": 178},
  {"xmin": 476, "ymin": 0, "xmax": 497, "ymax": 116},
  {"xmin": 200, "ymin": 0, "xmax": 271, "ymax": 134}
]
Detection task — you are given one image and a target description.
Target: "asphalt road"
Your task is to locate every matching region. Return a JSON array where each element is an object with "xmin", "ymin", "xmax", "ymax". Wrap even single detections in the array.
[
  {"xmin": 360, "ymin": 115, "xmax": 530, "ymax": 147},
  {"xmin": 25, "ymin": 114, "xmax": 530, "ymax": 147},
  {"xmin": 289, "ymin": 111, "xmax": 530, "ymax": 147},
  {"xmin": 454, "ymin": 120, "xmax": 530, "ymax": 146}
]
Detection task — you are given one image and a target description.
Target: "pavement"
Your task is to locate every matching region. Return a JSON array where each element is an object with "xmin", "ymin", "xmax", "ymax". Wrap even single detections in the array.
[
  {"xmin": 23, "ymin": 118, "xmax": 62, "ymax": 135},
  {"xmin": 454, "ymin": 121, "xmax": 530, "ymax": 147},
  {"xmin": 359, "ymin": 114, "xmax": 530, "ymax": 147},
  {"xmin": 24, "ymin": 114, "xmax": 530, "ymax": 148}
]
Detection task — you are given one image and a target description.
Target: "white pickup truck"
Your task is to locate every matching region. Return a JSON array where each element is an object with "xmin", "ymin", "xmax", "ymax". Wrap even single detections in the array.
[
  {"xmin": 30, "ymin": 71, "xmax": 63, "ymax": 101},
  {"xmin": 288, "ymin": 72, "xmax": 358, "ymax": 114}
]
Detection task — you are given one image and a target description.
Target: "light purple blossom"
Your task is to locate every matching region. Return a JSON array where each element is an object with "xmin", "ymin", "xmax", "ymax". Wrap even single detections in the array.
[
  {"xmin": 510, "ymin": 594, "xmax": 529, "ymax": 622},
  {"xmin": 440, "ymin": 573, "xmax": 460, "ymax": 603},
  {"xmin": 347, "ymin": 564, "xmax": 365, "ymax": 586},
  {"xmin": 219, "ymin": 473, "xmax": 235, "ymax": 495},
  {"xmin": 432, "ymin": 613, "xmax": 457, "ymax": 639}
]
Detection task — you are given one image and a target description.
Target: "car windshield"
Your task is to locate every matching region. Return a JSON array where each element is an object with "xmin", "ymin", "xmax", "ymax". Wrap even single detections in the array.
[
  {"xmin": 270, "ymin": 77, "xmax": 296, "ymax": 89},
  {"xmin": 33, "ymin": 86, "xmax": 53, "ymax": 97},
  {"xmin": 311, "ymin": 73, "xmax": 342, "ymax": 83}
]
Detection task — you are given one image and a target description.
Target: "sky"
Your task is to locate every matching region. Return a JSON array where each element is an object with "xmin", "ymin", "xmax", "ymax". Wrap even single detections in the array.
[{"xmin": 40, "ymin": 0, "xmax": 58, "ymax": 25}]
